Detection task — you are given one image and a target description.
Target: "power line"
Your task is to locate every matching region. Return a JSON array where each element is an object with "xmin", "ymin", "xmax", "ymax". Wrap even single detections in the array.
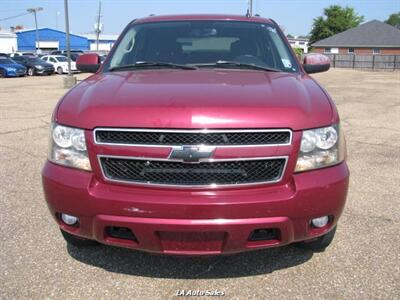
[
  {"xmin": 0, "ymin": 9, "xmax": 27, "ymax": 13},
  {"xmin": 0, "ymin": 11, "xmax": 30, "ymax": 22}
]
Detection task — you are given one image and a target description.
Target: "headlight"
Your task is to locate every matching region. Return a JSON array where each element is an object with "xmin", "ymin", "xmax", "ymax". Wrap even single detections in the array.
[
  {"xmin": 5, "ymin": 67, "xmax": 16, "ymax": 72},
  {"xmin": 35, "ymin": 65, "xmax": 44, "ymax": 69},
  {"xmin": 48, "ymin": 123, "xmax": 91, "ymax": 171},
  {"xmin": 295, "ymin": 124, "xmax": 346, "ymax": 172}
]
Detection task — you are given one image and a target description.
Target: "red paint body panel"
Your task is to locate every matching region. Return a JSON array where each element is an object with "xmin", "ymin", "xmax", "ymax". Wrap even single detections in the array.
[
  {"xmin": 304, "ymin": 53, "xmax": 331, "ymax": 65},
  {"xmin": 56, "ymin": 70, "xmax": 336, "ymax": 130},
  {"xmin": 76, "ymin": 53, "xmax": 100, "ymax": 65},
  {"xmin": 42, "ymin": 161, "xmax": 349, "ymax": 255},
  {"xmin": 42, "ymin": 15, "xmax": 349, "ymax": 255}
]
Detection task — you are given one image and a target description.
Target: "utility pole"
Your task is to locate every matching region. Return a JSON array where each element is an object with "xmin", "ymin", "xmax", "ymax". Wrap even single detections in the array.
[
  {"xmin": 95, "ymin": 1, "xmax": 102, "ymax": 51},
  {"xmin": 63, "ymin": 0, "xmax": 76, "ymax": 88},
  {"xmin": 247, "ymin": 0, "xmax": 253, "ymax": 17},
  {"xmin": 27, "ymin": 7, "xmax": 43, "ymax": 53}
]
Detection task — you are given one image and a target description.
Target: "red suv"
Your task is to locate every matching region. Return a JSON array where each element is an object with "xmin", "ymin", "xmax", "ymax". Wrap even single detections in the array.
[{"xmin": 42, "ymin": 15, "xmax": 349, "ymax": 255}]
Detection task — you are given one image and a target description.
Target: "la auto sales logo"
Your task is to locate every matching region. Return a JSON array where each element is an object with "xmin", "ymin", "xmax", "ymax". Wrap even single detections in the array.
[{"xmin": 176, "ymin": 289, "xmax": 225, "ymax": 297}]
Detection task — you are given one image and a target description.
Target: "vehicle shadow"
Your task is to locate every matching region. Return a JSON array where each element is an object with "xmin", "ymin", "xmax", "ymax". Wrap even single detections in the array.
[{"xmin": 67, "ymin": 244, "xmax": 313, "ymax": 279}]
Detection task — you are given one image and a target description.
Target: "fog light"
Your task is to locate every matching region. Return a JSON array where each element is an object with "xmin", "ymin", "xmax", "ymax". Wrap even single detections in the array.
[
  {"xmin": 311, "ymin": 216, "xmax": 329, "ymax": 228},
  {"xmin": 61, "ymin": 213, "xmax": 79, "ymax": 225}
]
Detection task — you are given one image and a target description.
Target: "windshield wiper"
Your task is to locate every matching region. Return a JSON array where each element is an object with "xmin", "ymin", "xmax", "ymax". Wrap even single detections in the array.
[
  {"xmin": 195, "ymin": 60, "xmax": 280, "ymax": 72},
  {"xmin": 108, "ymin": 61, "xmax": 198, "ymax": 71}
]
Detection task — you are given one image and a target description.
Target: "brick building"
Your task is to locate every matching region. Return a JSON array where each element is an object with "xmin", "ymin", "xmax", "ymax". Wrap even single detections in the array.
[{"xmin": 312, "ymin": 20, "xmax": 400, "ymax": 55}]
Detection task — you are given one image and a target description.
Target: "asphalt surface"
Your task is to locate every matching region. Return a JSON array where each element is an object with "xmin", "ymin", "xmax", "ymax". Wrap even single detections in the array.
[{"xmin": 1, "ymin": 69, "xmax": 399, "ymax": 299}]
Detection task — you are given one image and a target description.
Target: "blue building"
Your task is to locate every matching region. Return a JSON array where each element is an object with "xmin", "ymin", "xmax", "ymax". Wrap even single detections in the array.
[
  {"xmin": 80, "ymin": 33, "xmax": 119, "ymax": 51},
  {"xmin": 16, "ymin": 28, "xmax": 89, "ymax": 51}
]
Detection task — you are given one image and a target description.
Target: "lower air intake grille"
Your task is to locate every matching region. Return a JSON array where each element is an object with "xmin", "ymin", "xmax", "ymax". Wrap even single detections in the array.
[{"xmin": 100, "ymin": 157, "xmax": 286, "ymax": 186}]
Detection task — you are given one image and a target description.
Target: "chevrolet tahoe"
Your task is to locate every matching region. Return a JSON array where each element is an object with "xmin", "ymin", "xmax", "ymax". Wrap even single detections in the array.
[{"xmin": 42, "ymin": 14, "xmax": 349, "ymax": 255}]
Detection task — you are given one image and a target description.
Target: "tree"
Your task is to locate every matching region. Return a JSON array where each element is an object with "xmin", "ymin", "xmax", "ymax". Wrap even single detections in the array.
[
  {"xmin": 309, "ymin": 5, "xmax": 364, "ymax": 44},
  {"xmin": 286, "ymin": 34, "xmax": 294, "ymax": 38},
  {"xmin": 385, "ymin": 12, "xmax": 400, "ymax": 28}
]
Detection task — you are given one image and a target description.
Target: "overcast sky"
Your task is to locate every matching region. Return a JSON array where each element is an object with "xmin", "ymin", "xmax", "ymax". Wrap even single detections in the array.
[{"xmin": 0, "ymin": 0, "xmax": 398, "ymax": 36}]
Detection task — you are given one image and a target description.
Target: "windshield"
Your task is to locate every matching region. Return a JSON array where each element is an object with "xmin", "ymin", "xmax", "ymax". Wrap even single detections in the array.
[
  {"xmin": 70, "ymin": 53, "xmax": 80, "ymax": 61},
  {"xmin": 105, "ymin": 21, "xmax": 299, "ymax": 73},
  {"xmin": 55, "ymin": 56, "xmax": 68, "ymax": 62},
  {"xmin": 0, "ymin": 58, "xmax": 17, "ymax": 64},
  {"xmin": 27, "ymin": 57, "xmax": 44, "ymax": 63}
]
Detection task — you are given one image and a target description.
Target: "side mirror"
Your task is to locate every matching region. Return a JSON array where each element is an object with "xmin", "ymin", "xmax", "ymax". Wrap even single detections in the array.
[
  {"xmin": 303, "ymin": 53, "xmax": 330, "ymax": 74},
  {"xmin": 76, "ymin": 53, "xmax": 101, "ymax": 73}
]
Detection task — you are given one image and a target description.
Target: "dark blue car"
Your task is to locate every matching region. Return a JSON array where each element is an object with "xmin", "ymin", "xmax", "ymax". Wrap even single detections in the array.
[{"xmin": 0, "ymin": 57, "xmax": 26, "ymax": 77}]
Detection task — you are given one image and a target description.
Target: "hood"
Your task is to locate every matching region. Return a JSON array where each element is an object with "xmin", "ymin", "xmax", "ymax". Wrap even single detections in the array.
[
  {"xmin": 57, "ymin": 69, "xmax": 336, "ymax": 130},
  {"xmin": 39, "ymin": 62, "xmax": 54, "ymax": 67},
  {"xmin": 29, "ymin": 60, "xmax": 53, "ymax": 67}
]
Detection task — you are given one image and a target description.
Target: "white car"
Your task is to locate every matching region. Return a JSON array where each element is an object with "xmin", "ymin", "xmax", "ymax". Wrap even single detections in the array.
[
  {"xmin": 9, "ymin": 52, "xmax": 35, "ymax": 58},
  {"xmin": 41, "ymin": 55, "xmax": 78, "ymax": 74}
]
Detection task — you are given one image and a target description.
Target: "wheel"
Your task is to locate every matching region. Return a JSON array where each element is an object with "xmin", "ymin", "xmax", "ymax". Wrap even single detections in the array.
[
  {"xmin": 57, "ymin": 67, "xmax": 63, "ymax": 75},
  {"xmin": 60, "ymin": 229, "xmax": 98, "ymax": 247},
  {"xmin": 296, "ymin": 226, "xmax": 337, "ymax": 252},
  {"xmin": 0, "ymin": 69, "xmax": 5, "ymax": 78},
  {"xmin": 27, "ymin": 67, "xmax": 34, "ymax": 76}
]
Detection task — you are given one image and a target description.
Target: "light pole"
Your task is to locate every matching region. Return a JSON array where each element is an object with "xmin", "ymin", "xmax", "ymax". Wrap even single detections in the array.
[
  {"xmin": 63, "ymin": 0, "xmax": 76, "ymax": 88},
  {"xmin": 56, "ymin": 11, "xmax": 60, "ymax": 29},
  {"xmin": 27, "ymin": 7, "xmax": 43, "ymax": 53},
  {"xmin": 95, "ymin": 1, "xmax": 102, "ymax": 51},
  {"xmin": 248, "ymin": 0, "xmax": 253, "ymax": 16}
]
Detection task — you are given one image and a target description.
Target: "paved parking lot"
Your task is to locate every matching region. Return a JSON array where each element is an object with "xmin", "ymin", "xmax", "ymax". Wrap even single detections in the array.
[{"xmin": 1, "ymin": 69, "xmax": 399, "ymax": 299}]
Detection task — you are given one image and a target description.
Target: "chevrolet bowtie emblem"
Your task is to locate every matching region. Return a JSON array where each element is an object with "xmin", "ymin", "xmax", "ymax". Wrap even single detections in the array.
[{"xmin": 169, "ymin": 146, "xmax": 215, "ymax": 163}]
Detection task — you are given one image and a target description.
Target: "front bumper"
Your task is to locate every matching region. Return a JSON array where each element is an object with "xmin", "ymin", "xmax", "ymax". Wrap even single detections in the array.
[
  {"xmin": 42, "ymin": 161, "xmax": 349, "ymax": 255},
  {"xmin": 4, "ymin": 69, "xmax": 26, "ymax": 77},
  {"xmin": 36, "ymin": 67, "xmax": 54, "ymax": 75}
]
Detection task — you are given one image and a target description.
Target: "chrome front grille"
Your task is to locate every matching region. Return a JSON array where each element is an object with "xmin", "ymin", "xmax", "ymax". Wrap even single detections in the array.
[
  {"xmin": 94, "ymin": 128, "xmax": 292, "ymax": 147},
  {"xmin": 95, "ymin": 128, "xmax": 292, "ymax": 188}
]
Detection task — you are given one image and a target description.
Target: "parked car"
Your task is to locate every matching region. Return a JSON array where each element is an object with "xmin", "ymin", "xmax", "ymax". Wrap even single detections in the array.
[
  {"xmin": 0, "ymin": 57, "xmax": 26, "ymax": 77},
  {"xmin": 50, "ymin": 50, "xmax": 84, "ymax": 55},
  {"xmin": 0, "ymin": 53, "xmax": 9, "ymax": 57},
  {"xmin": 12, "ymin": 55, "xmax": 54, "ymax": 76},
  {"xmin": 99, "ymin": 54, "xmax": 107, "ymax": 63},
  {"xmin": 42, "ymin": 15, "xmax": 349, "ymax": 255},
  {"xmin": 41, "ymin": 55, "xmax": 78, "ymax": 74},
  {"xmin": 69, "ymin": 53, "xmax": 81, "ymax": 62},
  {"xmin": 49, "ymin": 50, "xmax": 83, "ymax": 62},
  {"xmin": 9, "ymin": 52, "xmax": 35, "ymax": 58}
]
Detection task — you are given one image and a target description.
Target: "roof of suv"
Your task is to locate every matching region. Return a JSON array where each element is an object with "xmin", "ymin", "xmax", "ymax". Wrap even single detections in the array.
[{"xmin": 134, "ymin": 14, "xmax": 273, "ymax": 24}]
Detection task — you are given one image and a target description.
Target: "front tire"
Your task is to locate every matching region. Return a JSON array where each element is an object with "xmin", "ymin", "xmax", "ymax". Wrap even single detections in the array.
[
  {"xmin": 296, "ymin": 226, "xmax": 337, "ymax": 252},
  {"xmin": 0, "ymin": 69, "xmax": 5, "ymax": 78},
  {"xmin": 60, "ymin": 229, "xmax": 98, "ymax": 247},
  {"xmin": 27, "ymin": 67, "xmax": 34, "ymax": 76},
  {"xmin": 57, "ymin": 67, "xmax": 63, "ymax": 75}
]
